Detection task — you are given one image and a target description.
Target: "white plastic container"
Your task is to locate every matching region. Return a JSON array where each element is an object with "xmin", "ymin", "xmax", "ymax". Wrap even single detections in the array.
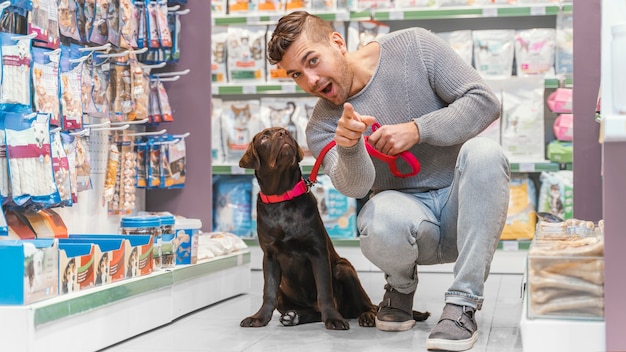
[{"xmin": 174, "ymin": 218, "xmax": 202, "ymax": 265}]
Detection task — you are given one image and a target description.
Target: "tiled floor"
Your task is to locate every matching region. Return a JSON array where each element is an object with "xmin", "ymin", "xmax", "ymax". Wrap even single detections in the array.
[{"xmin": 99, "ymin": 269, "xmax": 524, "ymax": 352}]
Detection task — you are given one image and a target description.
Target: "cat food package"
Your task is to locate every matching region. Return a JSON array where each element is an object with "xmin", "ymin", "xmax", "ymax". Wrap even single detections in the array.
[
  {"xmin": 395, "ymin": 0, "xmax": 437, "ymax": 9},
  {"xmin": 260, "ymin": 97, "xmax": 310, "ymax": 154},
  {"xmin": 501, "ymin": 174, "xmax": 536, "ymax": 240},
  {"xmin": 538, "ymin": 171, "xmax": 573, "ymax": 221},
  {"xmin": 556, "ymin": 12, "xmax": 573, "ymax": 76},
  {"xmin": 227, "ymin": 26, "xmax": 266, "ymax": 83},
  {"xmin": 472, "ymin": 30, "xmax": 515, "ymax": 79},
  {"xmin": 266, "ymin": 26, "xmax": 290, "ymax": 83},
  {"xmin": 515, "ymin": 28, "xmax": 556, "ymax": 78},
  {"xmin": 347, "ymin": 20, "xmax": 389, "ymax": 53},
  {"xmin": 212, "ymin": 26, "xmax": 228, "ymax": 84},
  {"xmin": 315, "ymin": 175, "xmax": 357, "ymax": 238},
  {"xmin": 213, "ymin": 175, "xmax": 253, "ymax": 237},
  {"xmin": 220, "ymin": 99, "xmax": 266, "ymax": 162},
  {"xmin": 438, "ymin": 30, "xmax": 473, "ymax": 67},
  {"xmin": 500, "ymin": 77, "xmax": 545, "ymax": 162},
  {"xmin": 257, "ymin": 0, "xmax": 286, "ymax": 11}
]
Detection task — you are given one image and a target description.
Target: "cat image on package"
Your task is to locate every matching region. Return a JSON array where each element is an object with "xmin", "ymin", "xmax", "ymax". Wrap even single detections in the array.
[
  {"xmin": 226, "ymin": 26, "xmax": 266, "ymax": 83},
  {"xmin": 221, "ymin": 100, "xmax": 265, "ymax": 162},
  {"xmin": 348, "ymin": 21, "xmax": 389, "ymax": 52}
]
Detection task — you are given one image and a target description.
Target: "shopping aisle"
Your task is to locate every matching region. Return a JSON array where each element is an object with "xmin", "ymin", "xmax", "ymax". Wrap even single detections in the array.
[{"xmin": 99, "ymin": 270, "xmax": 524, "ymax": 352}]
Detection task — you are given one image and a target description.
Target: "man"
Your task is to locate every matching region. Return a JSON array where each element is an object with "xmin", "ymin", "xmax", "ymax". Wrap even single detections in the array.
[{"xmin": 267, "ymin": 11, "xmax": 510, "ymax": 352}]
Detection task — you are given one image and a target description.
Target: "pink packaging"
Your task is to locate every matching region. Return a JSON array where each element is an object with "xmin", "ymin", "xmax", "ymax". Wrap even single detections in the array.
[
  {"xmin": 553, "ymin": 114, "xmax": 573, "ymax": 141},
  {"xmin": 547, "ymin": 88, "xmax": 573, "ymax": 113}
]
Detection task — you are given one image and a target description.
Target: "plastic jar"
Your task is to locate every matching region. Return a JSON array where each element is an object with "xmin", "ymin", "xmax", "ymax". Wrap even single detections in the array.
[
  {"xmin": 612, "ymin": 23, "xmax": 626, "ymax": 114},
  {"xmin": 159, "ymin": 214, "xmax": 176, "ymax": 268},
  {"xmin": 120, "ymin": 215, "xmax": 162, "ymax": 270}
]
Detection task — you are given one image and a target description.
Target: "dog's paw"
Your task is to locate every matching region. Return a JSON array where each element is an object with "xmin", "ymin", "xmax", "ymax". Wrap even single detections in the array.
[
  {"xmin": 280, "ymin": 311, "xmax": 300, "ymax": 326},
  {"xmin": 412, "ymin": 310, "xmax": 430, "ymax": 322},
  {"xmin": 357, "ymin": 311, "xmax": 376, "ymax": 327},
  {"xmin": 240, "ymin": 316, "xmax": 271, "ymax": 328},
  {"xmin": 324, "ymin": 318, "xmax": 350, "ymax": 330}
]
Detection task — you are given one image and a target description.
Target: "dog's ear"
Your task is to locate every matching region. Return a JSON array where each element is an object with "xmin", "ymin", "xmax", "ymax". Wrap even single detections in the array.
[{"xmin": 239, "ymin": 140, "xmax": 260, "ymax": 170}]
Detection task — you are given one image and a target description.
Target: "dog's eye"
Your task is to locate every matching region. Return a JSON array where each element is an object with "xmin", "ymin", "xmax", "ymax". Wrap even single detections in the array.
[{"xmin": 260, "ymin": 135, "xmax": 269, "ymax": 142}]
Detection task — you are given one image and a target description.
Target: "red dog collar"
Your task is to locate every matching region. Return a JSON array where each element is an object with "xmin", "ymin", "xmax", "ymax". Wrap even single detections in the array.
[
  {"xmin": 308, "ymin": 122, "xmax": 420, "ymax": 183},
  {"xmin": 259, "ymin": 179, "xmax": 308, "ymax": 204}
]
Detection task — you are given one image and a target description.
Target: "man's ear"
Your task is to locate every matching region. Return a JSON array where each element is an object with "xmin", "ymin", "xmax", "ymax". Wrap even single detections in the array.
[
  {"xmin": 330, "ymin": 32, "xmax": 347, "ymax": 53},
  {"xmin": 239, "ymin": 141, "xmax": 259, "ymax": 170}
]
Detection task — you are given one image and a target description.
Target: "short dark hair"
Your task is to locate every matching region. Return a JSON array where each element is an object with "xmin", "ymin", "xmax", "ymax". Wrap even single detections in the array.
[{"xmin": 267, "ymin": 11, "xmax": 334, "ymax": 65}]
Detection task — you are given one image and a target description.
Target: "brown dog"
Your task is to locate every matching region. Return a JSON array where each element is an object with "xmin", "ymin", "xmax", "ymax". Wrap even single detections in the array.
[{"xmin": 239, "ymin": 127, "xmax": 429, "ymax": 330}]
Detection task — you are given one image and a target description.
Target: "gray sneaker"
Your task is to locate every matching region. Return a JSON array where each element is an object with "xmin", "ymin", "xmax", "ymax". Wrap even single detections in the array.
[
  {"xmin": 426, "ymin": 303, "xmax": 478, "ymax": 351},
  {"xmin": 375, "ymin": 284, "xmax": 416, "ymax": 332}
]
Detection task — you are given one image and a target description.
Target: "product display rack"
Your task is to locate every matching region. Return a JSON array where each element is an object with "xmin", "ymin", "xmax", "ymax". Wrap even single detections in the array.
[{"xmin": 0, "ymin": 251, "xmax": 251, "ymax": 352}]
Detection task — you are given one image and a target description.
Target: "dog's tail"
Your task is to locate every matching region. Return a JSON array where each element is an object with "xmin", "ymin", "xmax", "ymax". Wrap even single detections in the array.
[{"xmin": 413, "ymin": 310, "xmax": 430, "ymax": 321}]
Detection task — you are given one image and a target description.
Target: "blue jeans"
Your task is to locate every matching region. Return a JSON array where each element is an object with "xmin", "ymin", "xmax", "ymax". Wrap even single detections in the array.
[{"xmin": 358, "ymin": 137, "xmax": 510, "ymax": 310}]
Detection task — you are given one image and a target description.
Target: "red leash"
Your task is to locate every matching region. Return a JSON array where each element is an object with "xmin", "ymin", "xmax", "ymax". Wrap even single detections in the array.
[{"xmin": 308, "ymin": 122, "xmax": 421, "ymax": 184}]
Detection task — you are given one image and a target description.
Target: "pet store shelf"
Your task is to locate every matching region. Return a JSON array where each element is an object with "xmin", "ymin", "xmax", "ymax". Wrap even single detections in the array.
[
  {"xmin": 212, "ymin": 78, "xmax": 571, "ymax": 97},
  {"xmin": 212, "ymin": 161, "xmax": 561, "ymax": 175},
  {"xmin": 0, "ymin": 251, "xmax": 251, "ymax": 352},
  {"xmin": 212, "ymin": 4, "xmax": 573, "ymax": 26}
]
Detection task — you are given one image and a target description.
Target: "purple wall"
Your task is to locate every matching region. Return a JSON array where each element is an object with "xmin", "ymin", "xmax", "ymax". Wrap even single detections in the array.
[{"xmin": 145, "ymin": 2, "xmax": 213, "ymax": 229}]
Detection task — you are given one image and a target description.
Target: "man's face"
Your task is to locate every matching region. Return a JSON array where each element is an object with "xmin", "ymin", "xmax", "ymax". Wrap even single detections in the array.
[{"xmin": 279, "ymin": 32, "xmax": 352, "ymax": 106}]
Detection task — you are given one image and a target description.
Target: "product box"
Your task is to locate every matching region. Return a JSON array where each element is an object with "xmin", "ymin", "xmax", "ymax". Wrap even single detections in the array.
[
  {"xmin": 0, "ymin": 239, "xmax": 58, "ymax": 305},
  {"xmin": 63, "ymin": 237, "xmax": 127, "ymax": 285},
  {"xmin": 174, "ymin": 218, "xmax": 201, "ymax": 265},
  {"xmin": 70, "ymin": 234, "xmax": 153, "ymax": 278},
  {"xmin": 58, "ymin": 242, "xmax": 96, "ymax": 295},
  {"xmin": 527, "ymin": 223, "xmax": 604, "ymax": 320}
]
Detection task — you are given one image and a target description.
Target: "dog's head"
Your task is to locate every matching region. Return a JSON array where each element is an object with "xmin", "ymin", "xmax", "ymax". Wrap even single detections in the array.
[{"xmin": 239, "ymin": 127, "xmax": 303, "ymax": 171}]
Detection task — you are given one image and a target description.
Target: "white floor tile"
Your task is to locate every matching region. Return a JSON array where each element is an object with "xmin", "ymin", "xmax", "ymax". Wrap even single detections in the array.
[{"xmin": 100, "ymin": 270, "xmax": 523, "ymax": 352}]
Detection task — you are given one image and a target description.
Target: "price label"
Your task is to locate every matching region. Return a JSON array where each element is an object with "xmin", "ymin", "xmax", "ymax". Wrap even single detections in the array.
[
  {"xmin": 336, "ymin": 11, "xmax": 350, "ymax": 22},
  {"xmin": 389, "ymin": 10, "xmax": 404, "ymax": 20},
  {"xmin": 282, "ymin": 84, "xmax": 296, "ymax": 93},
  {"xmin": 231, "ymin": 165, "xmax": 246, "ymax": 174},
  {"xmin": 530, "ymin": 6, "xmax": 546, "ymax": 16},
  {"xmin": 502, "ymin": 241, "xmax": 519, "ymax": 252},
  {"xmin": 242, "ymin": 85, "xmax": 256, "ymax": 94},
  {"xmin": 247, "ymin": 15, "xmax": 261, "ymax": 24},
  {"xmin": 518, "ymin": 163, "xmax": 536, "ymax": 172},
  {"xmin": 482, "ymin": 7, "xmax": 497, "ymax": 17}
]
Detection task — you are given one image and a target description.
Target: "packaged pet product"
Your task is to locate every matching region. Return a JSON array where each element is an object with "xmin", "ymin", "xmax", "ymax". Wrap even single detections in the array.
[
  {"xmin": 213, "ymin": 175, "xmax": 253, "ymax": 238},
  {"xmin": 501, "ymin": 174, "xmax": 536, "ymax": 240},
  {"xmin": 266, "ymin": 26, "xmax": 290, "ymax": 83},
  {"xmin": 472, "ymin": 30, "xmax": 515, "ymax": 79},
  {"xmin": 260, "ymin": 98, "xmax": 310, "ymax": 154},
  {"xmin": 58, "ymin": 242, "xmax": 96, "ymax": 294},
  {"xmin": 66, "ymin": 235, "xmax": 127, "ymax": 283},
  {"xmin": 315, "ymin": 175, "xmax": 357, "ymax": 238},
  {"xmin": 229, "ymin": 0, "xmax": 256, "ymax": 14},
  {"xmin": 347, "ymin": 20, "xmax": 389, "ymax": 53},
  {"xmin": 547, "ymin": 88, "xmax": 573, "ymax": 114},
  {"xmin": 355, "ymin": 0, "xmax": 391, "ymax": 10},
  {"xmin": 547, "ymin": 140, "xmax": 573, "ymax": 164},
  {"xmin": 500, "ymin": 77, "xmax": 545, "ymax": 162},
  {"xmin": 28, "ymin": 0, "xmax": 60, "ymax": 49},
  {"xmin": 515, "ymin": 28, "xmax": 556, "ymax": 78},
  {"xmin": 538, "ymin": 171, "xmax": 573, "ymax": 220},
  {"xmin": 31, "ymin": 47, "xmax": 61, "ymax": 126},
  {"xmin": 120, "ymin": 215, "xmax": 162, "ymax": 270},
  {"xmin": 227, "ymin": 26, "xmax": 266, "ymax": 83},
  {"xmin": 0, "ymin": 32, "xmax": 34, "ymax": 110},
  {"xmin": 395, "ymin": 0, "xmax": 437, "ymax": 9},
  {"xmin": 556, "ymin": 12, "xmax": 573, "ymax": 75},
  {"xmin": 257, "ymin": 0, "xmax": 285, "ymax": 11},
  {"xmin": 553, "ymin": 113, "xmax": 573, "ymax": 142},
  {"xmin": 212, "ymin": 26, "xmax": 229, "ymax": 84},
  {"xmin": 284, "ymin": 0, "xmax": 308, "ymax": 11},
  {"xmin": 310, "ymin": 0, "xmax": 335, "ymax": 11},
  {"xmin": 212, "ymin": 0, "xmax": 227, "ymax": 15},
  {"xmin": 220, "ymin": 99, "xmax": 265, "ymax": 162},
  {"xmin": 438, "ymin": 30, "xmax": 473, "ymax": 67},
  {"xmin": 0, "ymin": 239, "xmax": 58, "ymax": 305},
  {"xmin": 174, "ymin": 216, "xmax": 202, "ymax": 265}
]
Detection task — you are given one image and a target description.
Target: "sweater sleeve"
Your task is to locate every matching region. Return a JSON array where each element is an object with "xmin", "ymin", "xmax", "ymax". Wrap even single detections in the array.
[
  {"xmin": 306, "ymin": 106, "xmax": 376, "ymax": 199},
  {"xmin": 412, "ymin": 28, "xmax": 501, "ymax": 146}
]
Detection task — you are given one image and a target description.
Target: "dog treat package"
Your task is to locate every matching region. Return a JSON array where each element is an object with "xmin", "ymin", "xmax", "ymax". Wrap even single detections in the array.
[
  {"xmin": 106, "ymin": 0, "xmax": 121, "ymax": 47},
  {"xmin": 117, "ymin": 139, "xmax": 137, "ymax": 214},
  {"xmin": 166, "ymin": 136, "xmax": 187, "ymax": 189},
  {"xmin": 135, "ymin": 141, "xmax": 148, "ymax": 188},
  {"xmin": 92, "ymin": 55, "xmax": 112, "ymax": 118},
  {"xmin": 226, "ymin": 26, "xmax": 266, "ymax": 84},
  {"xmin": 73, "ymin": 134, "xmax": 93, "ymax": 192},
  {"xmin": 472, "ymin": 30, "xmax": 515, "ymax": 79},
  {"xmin": 314, "ymin": 175, "xmax": 357, "ymax": 238},
  {"xmin": 538, "ymin": 171, "xmax": 573, "ymax": 221},
  {"xmin": 130, "ymin": 55, "xmax": 151, "ymax": 121},
  {"xmin": 4, "ymin": 111, "xmax": 61, "ymax": 208},
  {"xmin": 50, "ymin": 130, "xmax": 73, "ymax": 207},
  {"xmin": 61, "ymin": 133, "xmax": 79, "ymax": 204},
  {"xmin": 0, "ymin": 32, "xmax": 33, "ymax": 110},
  {"xmin": 59, "ymin": 45, "xmax": 85, "ymax": 131},
  {"xmin": 437, "ymin": 30, "xmax": 473, "ymax": 67},
  {"xmin": 500, "ymin": 77, "xmax": 545, "ymax": 162},
  {"xmin": 147, "ymin": 138, "xmax": 161, "ymax": 188},
  {"xmin": 58, "ymin": 0, "xmax": 82, "ymax": 42},
  {"xmin": 80, "ymin": 51, "xmax": 98, "ymax": 117},
  {"xmin": 154, "ymin": 77, "xmax": 173, "ymax": 122},
  {"xmin": 58, "ymin": 242, "xmax": 96, "ymax": 295},
  {"xmin": 28, "ymin": 0, "xmax": 60, "ymax": 49},
  {"xmin": 110, "ymin": 60, "xmax": 134, "ymax": 122},
  {"xmin": 119, "ymin": 0, "xmax": 138, "ymax": 49},
  {"xmin": 0, "ymin": 116, "xmax": 10, "ymax": 199},
  {"xmin": 87, "ymin": 0, "xmax": 109, "ymax": 45},
  {"xmin": 213, "ymin": 175, "xmax": 253, "ymax": 237},
  {"xmin": 102, "ymin": 139, "xmax": 120, "ymax": 205},
  {"xmin": 500, "ymin": 174, "xmax": 536, "ymax": 240},
  {"xmin": 165, "ymin": 6, "xmax": 185, "ymax": 64},
  {"xmin": 528, "ymin": 219, "xmax": 604, "ymax": 320},
  {"xmin": 221, "ymin": 99, "xmax": 265, "ymax": 162},
  {"xmin": 514, "ymin": 28, "xmax": 556, "ymax": 78},
  {"xmin": 347, "ymin": 20, "xmax": 389, "ymax": 53},
  {"xmin": 31, "ymin": 47, "xmax": 61, "ymax": 127}
]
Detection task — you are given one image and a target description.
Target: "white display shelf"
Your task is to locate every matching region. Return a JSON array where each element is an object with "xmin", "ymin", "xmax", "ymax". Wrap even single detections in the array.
[
  {"xmin": 0, "ymin": 251, "xmax": 251, "ymax": 352},
  {"xmin": 520, "ymin": 271, "xmax": 605, "ymax": 352}
]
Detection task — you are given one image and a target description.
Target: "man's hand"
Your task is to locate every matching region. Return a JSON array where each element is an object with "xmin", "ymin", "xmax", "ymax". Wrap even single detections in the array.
[
  {"xmin": 335, "ymin": 103, "xmax": 376, "ymax": 147},
  {"xmin": 367, "ymin": 121, "xmax": 419, "ymax": 156}
]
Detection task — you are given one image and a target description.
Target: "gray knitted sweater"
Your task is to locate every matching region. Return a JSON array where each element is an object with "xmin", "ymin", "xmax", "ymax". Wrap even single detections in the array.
[{"xmin": 305, "ymin": 27, "xmax": 501, "ymax": 199}]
